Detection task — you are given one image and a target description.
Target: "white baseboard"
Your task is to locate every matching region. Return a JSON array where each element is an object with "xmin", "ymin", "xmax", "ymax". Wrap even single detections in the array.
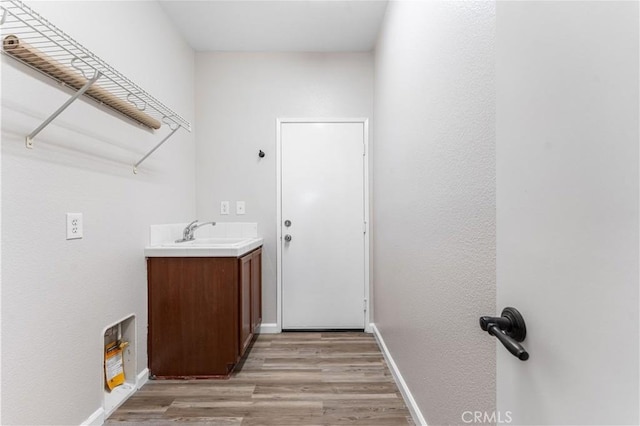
[
  {"xmin": 137, "ymin": 368, "xmax": 149, "ymax": 389},
  {"xmin": 371, "ymin": 323, "xmax": 428, "ymax": 426},
  {"xmin": 80, "ymin": 407, "xmax": 104, "ymax": 426},
  {"xmin": 259, "ymin": 323, "xmax": 280, "ymax": 334}
]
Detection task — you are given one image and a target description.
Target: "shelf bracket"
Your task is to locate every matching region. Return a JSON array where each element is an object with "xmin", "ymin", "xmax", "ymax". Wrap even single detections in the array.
[
  {"xmin": 26, "ymin": 71, "xmax": 102, "ymax": 148},
  {"xmin": 133, "ymin": 125, "xmax": 180, "ymax": 174}
]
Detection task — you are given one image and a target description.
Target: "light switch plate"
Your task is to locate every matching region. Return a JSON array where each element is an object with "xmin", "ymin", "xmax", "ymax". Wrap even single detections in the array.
[
  {"xmin": 66, "ymin": 213, "xmax": 83, "ymax": 239},
  {"xmin": 236, "ymin": 201, "xmax": 246, "ymax": 215},
  {"xmin": 221, "ymin": 201, "xmax": 230, "ymax": 215}
]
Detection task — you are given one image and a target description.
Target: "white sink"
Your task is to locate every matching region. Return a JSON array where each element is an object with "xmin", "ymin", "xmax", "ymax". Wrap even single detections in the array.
[
  {"xmin": 161, "ymin": 238, "xmax": 248, "ymax": 247},
  {"xmin": 145, "ymin": 237, "xmax": 263, "ymax": 258}
]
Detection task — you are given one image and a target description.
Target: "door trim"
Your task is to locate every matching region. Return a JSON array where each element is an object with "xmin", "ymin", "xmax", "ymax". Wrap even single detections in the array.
[{"xmin": 276, "ymin": 118, "xmax": 371, "ymax": 333}]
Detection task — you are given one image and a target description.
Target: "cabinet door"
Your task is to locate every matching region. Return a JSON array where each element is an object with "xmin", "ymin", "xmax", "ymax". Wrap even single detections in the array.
[
  {"xmin": 239, "ymin": 254, "xmax": 253, "ymax": 357},
  {"xmin": 148, "ymin": 257, "xmax": 238, "ymax": 377},
  {"xmin": 251, "ymin": 248, "xmax": 262, "ymax": 333}
]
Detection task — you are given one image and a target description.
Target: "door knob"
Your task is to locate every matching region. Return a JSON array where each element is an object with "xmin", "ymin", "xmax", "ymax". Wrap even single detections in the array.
[
  {"xmin": 284, "ymin": 234, "xmax": 292, "ymax": 242},
  {"xmin": 480, "ymin": 307, "xmax": 529, "ymax": 361},
  {"xmin": 284, "ymin": 220, "xmax": 292, "ymax": 227}
]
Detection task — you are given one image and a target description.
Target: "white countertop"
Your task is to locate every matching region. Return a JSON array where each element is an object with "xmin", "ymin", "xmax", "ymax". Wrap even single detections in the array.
[{"xmin": 145, "ymin": 237, "xmax": 263, "ymax": 258}]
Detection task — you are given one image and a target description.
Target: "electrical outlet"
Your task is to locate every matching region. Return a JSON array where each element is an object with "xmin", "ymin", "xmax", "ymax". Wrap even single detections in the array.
[
  {"xmin": 236, "ymin": 201, "xmax": 246, "ymax": 215},
  {"xmin": 66, "ymin": 213, "xmax": 83, "ymax": 240},
  {"xmin": 221, "ymin": 201, "xmax": 230, "ymax": 215}
]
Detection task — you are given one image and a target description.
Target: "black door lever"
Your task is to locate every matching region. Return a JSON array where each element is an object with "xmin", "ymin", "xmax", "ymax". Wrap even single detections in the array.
[{"xmin": 480, "ymin": 307, "xmax": 529, "ymax": 361}]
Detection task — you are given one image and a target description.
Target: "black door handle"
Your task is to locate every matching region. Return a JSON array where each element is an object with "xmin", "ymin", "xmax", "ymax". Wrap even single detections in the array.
[{"xmin": 480, "ymin": 307, "xmax": 529, "ymax": 361}]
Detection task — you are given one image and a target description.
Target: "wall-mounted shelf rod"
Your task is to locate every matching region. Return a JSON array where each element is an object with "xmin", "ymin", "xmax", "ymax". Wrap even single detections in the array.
[{"xmin": 0, "ymin": 0, "xmax": 192, "ymax": 173}]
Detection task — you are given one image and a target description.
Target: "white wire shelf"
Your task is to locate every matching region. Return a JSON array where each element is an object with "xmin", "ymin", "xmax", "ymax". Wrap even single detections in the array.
[{"xmin": 0, "ymin": 0, "xmax": 192, "ymax": 173}]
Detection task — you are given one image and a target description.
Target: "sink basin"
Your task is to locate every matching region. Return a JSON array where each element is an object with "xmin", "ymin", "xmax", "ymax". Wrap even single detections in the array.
[
  {"xmin": 162, "ymin": 238, "xmax": 248, "ymax": 247},
  {"xmin": 145, "ymin": 237, "xmax": 263, "ymax": 258}
]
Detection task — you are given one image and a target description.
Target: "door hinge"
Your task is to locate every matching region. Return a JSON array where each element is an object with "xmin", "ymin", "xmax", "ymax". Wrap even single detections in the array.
[{"xmin": 363, "ymin": 143, "xmax": 366, "ymax": 157}]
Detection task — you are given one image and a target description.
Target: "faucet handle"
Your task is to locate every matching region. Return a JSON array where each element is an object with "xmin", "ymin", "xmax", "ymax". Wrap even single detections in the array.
[{"xmin": 186, "ymin": 219, "xmax": 199, "ymax": 229}]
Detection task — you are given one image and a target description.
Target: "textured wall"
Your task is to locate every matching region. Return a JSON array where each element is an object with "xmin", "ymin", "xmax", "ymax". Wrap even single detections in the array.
[
  {"xmin": 194, "ymin": 52, "xmax": 374, "ymax": 325},
  {"xmin": 372, "ymin": 2, "xmax": 496, "ymax": 425},
  {"xmin": 496, "ymin": 2, "xmax": 639, "ymax": 424},
  {"xmin": 1, "ymin": 1, "xmax": 196, "ymax": 424}
]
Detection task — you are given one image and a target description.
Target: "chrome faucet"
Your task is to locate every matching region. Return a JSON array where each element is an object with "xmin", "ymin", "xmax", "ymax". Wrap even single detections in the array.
[{"xmin": 175, "ymin": 220, "xmax": 216, "ymax": 243}]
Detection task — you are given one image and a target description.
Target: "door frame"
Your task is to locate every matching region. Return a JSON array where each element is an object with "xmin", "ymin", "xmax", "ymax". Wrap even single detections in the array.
[{"xmin": 276, "ymin": 118, "xmax": 371, "ymax": 333}]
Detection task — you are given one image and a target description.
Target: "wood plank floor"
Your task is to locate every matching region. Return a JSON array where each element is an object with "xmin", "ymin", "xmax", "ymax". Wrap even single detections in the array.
[{"xmin": 106, "ymin": 332, "xmax": 414, "ymax": 425}]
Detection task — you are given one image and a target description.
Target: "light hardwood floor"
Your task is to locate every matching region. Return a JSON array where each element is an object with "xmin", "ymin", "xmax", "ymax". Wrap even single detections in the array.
[{"xmin": 106, "ymin": 332, "xmax": 414, "ymax": 425}]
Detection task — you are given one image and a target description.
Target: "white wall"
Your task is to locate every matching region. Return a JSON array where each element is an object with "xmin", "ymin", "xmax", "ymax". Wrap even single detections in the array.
[
  {"xmin": 496, "ymin": 2, "xmax": 639, "ymax": 424},
  {"xmin": 1, "ymin": 1, "xmax": 195, "ymax": 424},
  {"xmin": 194, "ymin": 52, "xmax": 374, "ymax": 326},
  {"xmin": 373, "ymin": 2, "xmax": 496, "ymax": 425}
]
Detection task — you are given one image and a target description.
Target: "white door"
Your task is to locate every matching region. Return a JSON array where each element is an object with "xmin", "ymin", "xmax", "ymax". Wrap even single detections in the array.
[
  {"xmin": 497, "ymin": 2, "xmax": 639, "ymax": 425},
  {"xmin": 280, "ymin": 121, "xmax": 366, "ymax": 329}
]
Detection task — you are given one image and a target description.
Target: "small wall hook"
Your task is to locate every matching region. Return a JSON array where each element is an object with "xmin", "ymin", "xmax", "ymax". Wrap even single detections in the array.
[{"xmin": 258, "ymin": 150, "xmax": 265, "ymax": 158}]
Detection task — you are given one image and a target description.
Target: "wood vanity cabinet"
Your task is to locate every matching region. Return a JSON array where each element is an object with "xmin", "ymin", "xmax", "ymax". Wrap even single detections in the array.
[{"xmin": 147, "ymin": 247, "xmax": 262, "ymax": 378}]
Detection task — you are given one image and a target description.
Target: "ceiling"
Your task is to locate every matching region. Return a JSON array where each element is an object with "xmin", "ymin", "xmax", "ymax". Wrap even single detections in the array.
[{"xmin": 158, "ymin": 1, "xmax": 388, "ymax": 52}]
